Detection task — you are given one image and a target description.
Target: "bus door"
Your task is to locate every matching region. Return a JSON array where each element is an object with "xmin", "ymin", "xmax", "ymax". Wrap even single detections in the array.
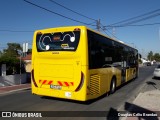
[{"xmin": 121, "ymin": 56, "xmax": 126, "ymax": 84}]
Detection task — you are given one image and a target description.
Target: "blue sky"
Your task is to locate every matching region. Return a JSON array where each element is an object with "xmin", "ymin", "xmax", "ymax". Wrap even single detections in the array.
[{"xmin": 0, "ymin": 0, "xmax": 160, "ymax": 57}]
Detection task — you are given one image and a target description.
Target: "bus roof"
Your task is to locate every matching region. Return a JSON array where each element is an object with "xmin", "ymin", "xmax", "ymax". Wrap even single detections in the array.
[
  {"xmin": 35, "ymin": 25, "xmax": 137, "ymax": 51},
  {"xmin": 86, "ymin": 26, "xmax": 137, "ymax": 51}
]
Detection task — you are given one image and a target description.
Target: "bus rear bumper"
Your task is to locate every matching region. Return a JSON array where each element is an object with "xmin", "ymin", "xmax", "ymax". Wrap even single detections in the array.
[{"xmin": 32, "ymin": 87, "xmax": 87, "ymax": 101}]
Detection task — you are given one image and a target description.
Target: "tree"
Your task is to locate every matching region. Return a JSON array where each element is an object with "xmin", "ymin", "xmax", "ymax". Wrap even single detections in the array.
[
  {"xmin": 147, "ymin": 51, "xmax": 154, "ymax": 61},
  {"xmin": 27, "ymin": 48, "xmax": 32, "ymax": 54},
  {"xmin": 0, "ymin": 43, "xmax": 25, "ymax": 75},
  {"xmin": 0, "ymin": 55, "xmax": 19, "ymax": 75},
  {"xmin": 0, "ymin": 51, "xmax": 2, "ymax": 57},
  {"xmin": 147, "ymin": 51, "xmax": 160, "ymax": 62},
  {"xmin": 3, "ymin": 43, "xmax": 22, "ymax": 57},
  {"xmin": 154, "ymin": 53, "xmax": 160, "ymax": 62}
]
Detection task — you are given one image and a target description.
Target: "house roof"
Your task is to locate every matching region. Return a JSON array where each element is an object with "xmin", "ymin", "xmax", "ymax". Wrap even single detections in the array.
[{"xmin": 21, "ymin": 54, "xmax": 31, "ymax": 60}]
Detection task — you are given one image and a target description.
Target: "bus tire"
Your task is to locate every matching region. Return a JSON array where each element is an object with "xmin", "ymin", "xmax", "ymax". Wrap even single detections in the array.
[{"xmin": 110, "ymin": 77, "xmax": 116, "ymax": 94}]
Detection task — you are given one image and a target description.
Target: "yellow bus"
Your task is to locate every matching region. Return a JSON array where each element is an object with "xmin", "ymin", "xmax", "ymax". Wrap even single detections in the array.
[{"xmin": 31, "ymin": 26, "xmax": 138, "ymax": 101}]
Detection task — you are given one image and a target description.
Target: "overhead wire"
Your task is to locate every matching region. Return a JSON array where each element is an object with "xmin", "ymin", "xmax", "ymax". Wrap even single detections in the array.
[
  {"xmin": 100, "ymin": 23, "xmax": 121, "ymax": 40},
  {"xmin": 102, "ymin": 8, "xmax": 160, "ymax": 40},
  {"xmin": 49, "ymin": 0, "xmax": 97, "ymax": 21},
  {"xmin": 108, "ymin": 22, "xmax": 160, "ymax": 28},
  {"xmin": 110, "ymin": 13, "xmax": 160, "ymax": 28},
  {"xmin": 23, "ymin": 0, "xmax": 96, "ymax": 26},
  {"xmin": 0, "ymin": 0, "xmax": 97, "ymax": 33},
  {"xmin": 0, "ymin": 29, "xmax": 33, "ymax": 32},
  {"xmin": 107, "ymin": 8, "xmax": 160, "ymax": 27},
  {"xmin": 1, "ymin": 1, "xmax": 160, "ymax": 33}
]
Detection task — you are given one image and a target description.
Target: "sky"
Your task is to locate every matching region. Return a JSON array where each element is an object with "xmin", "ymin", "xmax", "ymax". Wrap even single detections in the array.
[{"xmin": 0, "ymin": 0, "xmax": 160, "ymax": 57}]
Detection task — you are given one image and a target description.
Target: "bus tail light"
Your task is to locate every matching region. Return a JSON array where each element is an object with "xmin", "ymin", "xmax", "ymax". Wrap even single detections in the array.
[
  {"xmin": 75, "ymin": 72, "xmax": 84, "ymax": 92},
  {"xmin": 36, "ymin": 31, "xmax": 42, "ymax": 35},
  {"xmin": 74, "ymin": 28, "xmax": 81, "ymax": 31},
  {"xmin": 31, "ymin": 69, "xmax": 38, "ymax": 87}
]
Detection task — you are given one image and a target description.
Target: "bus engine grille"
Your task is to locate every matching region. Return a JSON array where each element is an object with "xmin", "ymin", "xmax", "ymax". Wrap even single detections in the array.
[{"xmin": 90, "ymin": 74, "xmax": 100, "ymax": 95}]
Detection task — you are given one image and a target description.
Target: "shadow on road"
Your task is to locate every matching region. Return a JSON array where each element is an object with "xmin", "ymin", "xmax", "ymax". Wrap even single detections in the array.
[
  {"xmin": 125, "ymin": 102, "xmax": 159, "ymax": 120},
  {"xmin": 106, "ymin": 102, "xmax": 159, "ymax": 120},
  {"xmin": 146, "ymin": 81, "xmax": 158, "ymax": 89},
  {"xmin": 106, "ymin": 108, "xmax": 119, "ymax": 120},
  {"xmin": 41, "ymin": 93, "xmax": 109, "ymax": 105}
]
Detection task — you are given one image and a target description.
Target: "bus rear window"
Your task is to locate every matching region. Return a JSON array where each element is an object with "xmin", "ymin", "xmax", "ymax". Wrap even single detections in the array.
[{"xmin": 36, "ymin": 31, "xmax": 80, "ymax": 52}]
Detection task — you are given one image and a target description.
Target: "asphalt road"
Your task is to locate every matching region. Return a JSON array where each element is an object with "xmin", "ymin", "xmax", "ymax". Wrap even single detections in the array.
[{"xmin": 0, "ymin": 65, "xmax": 157, "ymax": 120}]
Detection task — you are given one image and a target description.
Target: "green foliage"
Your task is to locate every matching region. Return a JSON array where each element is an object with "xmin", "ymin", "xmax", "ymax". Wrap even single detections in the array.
[
  {"xmin": 0, "ymin": 43, "xmax": 25, "ymax": 75},
  {"xmin": 147, "ymin": 51, "xmax": 160, "ymax": 62},
  {"xmin": 139, "ymin": 59, "xmax": 142, "ymax": 64},
  {"xmin": 147, "ymin": 51, "xmax": 154, "ymax": 61},
  {"xmin": 27, "ymin": 48, "xmax": 32, "ymax": 54},
  {"xmin": 3, "ymin": 43, "xmax": 22, "ymax": 57},
  {"xmin": 154, "ymin": 53, "xmax": 160, "ymax": 62}
]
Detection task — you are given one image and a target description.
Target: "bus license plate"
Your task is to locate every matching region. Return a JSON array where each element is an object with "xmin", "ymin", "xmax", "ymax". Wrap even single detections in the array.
[{"xmin": 50, "ymin": 85, "xmax": 62, "ymax": 90}]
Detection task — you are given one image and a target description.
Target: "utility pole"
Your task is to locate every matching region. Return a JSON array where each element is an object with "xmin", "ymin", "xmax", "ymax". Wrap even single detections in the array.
[
  {"xmin": 112, "ymin": 27, "xmax": 116, "ymax": 38},
  {"xmin": 96, "ymin": 19, "xmax": 101, "ymax": 32},
  {"xmin": 159, "ymin": 27, "xmax": 160, "ymax": 40}
]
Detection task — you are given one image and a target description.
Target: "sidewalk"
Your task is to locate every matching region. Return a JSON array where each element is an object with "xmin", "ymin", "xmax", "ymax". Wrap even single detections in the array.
[
  {"xmin": 0, "ymin": 83, "xmax": 31, "ymax": 95},
  {"xmin": 121, "ymin": 90, "xmax": 160, "ymax": 120},
  {"xmin": 121, "ymin": 77, "xmax": 160, "ymax": 120}
]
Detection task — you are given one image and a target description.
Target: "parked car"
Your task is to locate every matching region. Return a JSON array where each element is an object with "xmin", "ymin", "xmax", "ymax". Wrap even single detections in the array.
[
  {"xmin": 153, "ymin": 65, "xmax": 160, "ymax": 78},
  {"xmin": 146, "ymin": 62, "xmax": 151, "ymax": 66}
]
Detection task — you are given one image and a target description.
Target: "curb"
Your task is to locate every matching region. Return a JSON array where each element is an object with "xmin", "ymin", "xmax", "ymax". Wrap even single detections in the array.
[
  {"xmin": 118, "ymin": 75, "xmax": 155, "ymax": 120},
  {"xmin": 0, "ymin": 87, "xmax": 31, "ymax": 95},
  {"xmin": 0, "ymin": 85, "xmax": 31, "ymax": 95},
  {"xmin": 118, "ymin": 74, "xmax": 153, "ymax": 111},
  {"xmin": 0, "ymin": 84, "xmax": 29, "ymax": 88}
]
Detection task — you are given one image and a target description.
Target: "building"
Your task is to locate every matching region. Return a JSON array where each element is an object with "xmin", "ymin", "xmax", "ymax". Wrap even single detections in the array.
[{"xmin": 21, "ymin": 54, "xmax": 31, "ymax": 73}]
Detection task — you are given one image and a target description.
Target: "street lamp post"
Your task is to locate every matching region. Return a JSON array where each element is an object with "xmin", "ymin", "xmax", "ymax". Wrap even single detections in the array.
[
  {"xmin": 159, "ymin": 27, "xmax": 160, "ymax": 42},
  {"xmin": 18, "ymin": 50, "xmax": 22, "ymax": 85},
  {"xmin": 20, "ymin": 52, "xmax": 21, "ymax": 85}
]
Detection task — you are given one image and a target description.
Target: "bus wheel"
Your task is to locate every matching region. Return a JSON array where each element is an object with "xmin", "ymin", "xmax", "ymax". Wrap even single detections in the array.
[{"xmin": 110, "ymin": 77, "xmax": 116, "ymax": 94}]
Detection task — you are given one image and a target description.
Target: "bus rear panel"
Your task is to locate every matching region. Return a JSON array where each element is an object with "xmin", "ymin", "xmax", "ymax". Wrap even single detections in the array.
[{"xmin": 32, "ymin": 26, "xmax": 89, "ymax": 101}]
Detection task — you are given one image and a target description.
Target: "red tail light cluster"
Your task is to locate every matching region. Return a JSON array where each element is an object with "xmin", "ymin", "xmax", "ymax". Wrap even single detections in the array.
[
  {"xmin": 31, "ymin": 70, "xmax": 38, "ymax": 87},
  {"xmin": 75, "ymin": 72, "xmax": 84, "ymax": 92}
]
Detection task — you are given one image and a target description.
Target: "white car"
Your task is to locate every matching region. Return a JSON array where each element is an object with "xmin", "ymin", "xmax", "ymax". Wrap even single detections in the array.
[{"xmin": 153, "ymin": 65, "xmax": 160, "ymax": 78}]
